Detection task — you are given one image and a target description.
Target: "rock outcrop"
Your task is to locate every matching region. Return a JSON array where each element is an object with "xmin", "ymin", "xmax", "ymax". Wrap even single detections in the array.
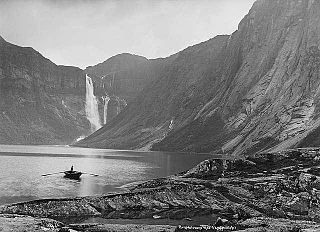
[
  {"xmin": 0, "ymin": 36, "xmax": 89, "ymax": 144},
  {"xmin": 77, "ymin": 0, "xmax": 320, "ymax": 156}
]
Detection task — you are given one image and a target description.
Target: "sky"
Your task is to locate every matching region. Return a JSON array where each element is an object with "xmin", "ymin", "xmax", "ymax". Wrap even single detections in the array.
[{"xmin": 0, "ymin": 0, "xmax": 256, "ymax": 69}]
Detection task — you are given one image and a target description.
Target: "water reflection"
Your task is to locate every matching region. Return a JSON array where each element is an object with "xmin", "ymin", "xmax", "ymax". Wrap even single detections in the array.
[{"xmin": 0, "ymin": 145, "xmax": 215, "ymax": 205}]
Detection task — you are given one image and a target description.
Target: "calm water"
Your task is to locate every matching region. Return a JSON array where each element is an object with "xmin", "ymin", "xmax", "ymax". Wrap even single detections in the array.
[{"xmin": 0, "ymin": 145, "xmax": 214, "ymax": 205}]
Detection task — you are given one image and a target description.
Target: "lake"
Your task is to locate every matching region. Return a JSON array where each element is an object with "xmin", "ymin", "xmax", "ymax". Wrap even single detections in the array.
[{"xmin": 0, "ymin": 145, "xmax": 214, "ymax": 205}]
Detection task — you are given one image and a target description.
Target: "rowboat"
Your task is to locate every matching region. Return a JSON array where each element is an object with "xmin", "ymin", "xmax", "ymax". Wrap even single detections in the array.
[{"xmin": 64, "ymin": 170, "xmax": 82, "ymax": 179}]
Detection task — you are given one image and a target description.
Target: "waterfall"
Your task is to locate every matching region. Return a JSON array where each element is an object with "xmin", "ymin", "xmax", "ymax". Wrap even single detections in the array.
[
  {"xmin": 103, "ymin": 95, "xmax": 110, "ymax": 124},
  {"xmin": 169, "ymin": 119, "xmax": 174, "ymax": 130},
  {"xmin": 85, "ymin": 75, "xmax": 101, "ymax": 132},
  {"xmin": 61, "ymin": 100, "xmax": 67, "ymax": 108}
]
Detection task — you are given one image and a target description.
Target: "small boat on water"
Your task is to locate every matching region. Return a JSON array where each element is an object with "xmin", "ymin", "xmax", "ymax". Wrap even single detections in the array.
[
  {"xmin": 64, "ymin": 170, "xmax": 82, "ymax": 179},
  {"xmin": 42, "ymin": 165, "xmax": 98, "ymax": 179}
]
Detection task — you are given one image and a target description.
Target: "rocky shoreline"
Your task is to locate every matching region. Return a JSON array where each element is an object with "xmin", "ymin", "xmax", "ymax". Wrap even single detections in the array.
[{"xmin": 1, "ymin": 148, "xmax": 320, "ymax": 231}]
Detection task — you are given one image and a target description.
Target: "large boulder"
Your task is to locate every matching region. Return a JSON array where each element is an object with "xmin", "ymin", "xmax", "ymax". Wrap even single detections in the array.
[
  {"xmin": 298, "ymin": 173, "xmax": 320, "ymax": 191},
  {"xmin": 181, "ymin": 159, "xmax": 224, "ymax": 179}
]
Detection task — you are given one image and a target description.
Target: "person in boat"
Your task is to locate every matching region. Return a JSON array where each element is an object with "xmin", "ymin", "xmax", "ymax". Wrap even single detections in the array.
[{"xmin": 70, "ymin": 165, "xmax": 74, "ymax": 172}]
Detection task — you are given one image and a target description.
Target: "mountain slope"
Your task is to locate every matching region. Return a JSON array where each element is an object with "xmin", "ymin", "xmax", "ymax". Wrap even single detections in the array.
[
  {"xmin": 85, "ymin": 53, "xmax": 168, "ymax": 125},
  {"xmin": 0, "ymin": 36, "xmax": 89, "ymax": 144},
  {"xmin": 86, "ymin": 53, "xmax": 148, "ymax": 78},
  {"xmin": 77, "ymin": 35, "xmax": 229, "ymax": 150},
  {"xmin": 78, "ymin": 0, "xmax": 320, "ymax": 155},
  {"xmin": 85, "ymin": 53, "xmax": 150, "ymax": 101}
]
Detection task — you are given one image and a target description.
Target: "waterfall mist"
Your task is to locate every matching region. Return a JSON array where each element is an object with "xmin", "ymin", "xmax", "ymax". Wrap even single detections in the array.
[{"xmin": 85, "ymin": 75, "xmax": 101, "ymax": 132}]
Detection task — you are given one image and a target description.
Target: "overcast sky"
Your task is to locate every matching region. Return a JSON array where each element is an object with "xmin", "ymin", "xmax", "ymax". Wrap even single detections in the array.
[{"xmin": 0, "ymin": 0, "xmax": 256, "ymax": 69}]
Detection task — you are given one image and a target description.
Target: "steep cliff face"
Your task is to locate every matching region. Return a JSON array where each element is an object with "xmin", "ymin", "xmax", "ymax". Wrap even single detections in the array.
[
  {"xmin": 0, "ymin": 36, "xmax": 89, "ymax": 144},
  {"xmin": 77, "ymin": 36, "xmax": 229, "ymax": 150},
  {"xmin": 78, "ymin": 0, "xmax": 320, "ymax": 155},
  {"xmin": 85, "ymin": 53, "xmax": 168, "ymax": 124},
  {"xmin": 85, "ymin": 53, "xmax": 150, "ymax": 101}
]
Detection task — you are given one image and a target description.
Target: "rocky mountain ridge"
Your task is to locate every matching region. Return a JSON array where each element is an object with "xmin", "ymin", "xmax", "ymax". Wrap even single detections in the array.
[
  {"xmin": 77, "ymin": 0, "xmax": 320, "ymax": 156},
  {"xmin": 0, "ymin": 35, "xmax": 161, "ymax": 143},
  {"xmin": 85, "ymin": 53, "xmax": 150, "ymax": 101},
  {"xmin": 0, "ymin": 36, "xmax": 89, "ymax": 144},
  {"xmin": 85, "ymin": 53, "xmax": 156, "ymax": 124}
]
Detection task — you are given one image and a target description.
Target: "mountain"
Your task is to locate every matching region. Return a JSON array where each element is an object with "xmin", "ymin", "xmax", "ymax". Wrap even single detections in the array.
[
  {"xmin": 86, "ymin": 53, "xmax": 148, "ymax": 78},
  {"xmin": 85, "ymin": 53, "xmax": 150, "ymax": 101},
  {"xmin": 0, "ymin": 36, "xmax": 89, "ymax": 144},
  {"xmin": 77, "ymin": 0, "xmax": 320, "ymax": 156},
  {"xmin": 84, "ymin": 53, "xmax": 169, "ymax": 123}
]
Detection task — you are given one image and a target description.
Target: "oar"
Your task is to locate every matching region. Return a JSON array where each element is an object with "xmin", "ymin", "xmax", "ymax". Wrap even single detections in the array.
[
  {"xmin": 82, "ymin": 172, "xmax": 99, "ymax": 177},
  {"xmin": 42, "ymin": 171, "xmax": 65, "ymax": 177}
]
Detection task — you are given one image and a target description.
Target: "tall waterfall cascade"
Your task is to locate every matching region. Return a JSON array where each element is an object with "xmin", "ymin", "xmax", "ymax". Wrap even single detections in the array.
[
  {"xmin": 85, "ymin": 75, "xmax": 101, "ymax": 132},
  {"xmin": 103, "ymin": 95, "xmax": 111, "ymax": 124}
]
